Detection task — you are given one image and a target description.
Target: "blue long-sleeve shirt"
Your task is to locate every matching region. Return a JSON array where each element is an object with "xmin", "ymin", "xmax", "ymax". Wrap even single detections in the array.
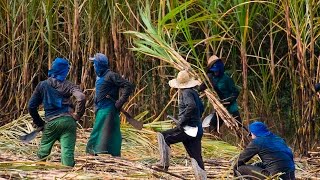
[
  {"xmin": 94, "ymin": 70, "xmax": 134, "ymax": 111},
  {"xmin": 236, "ymin": 133, "xmax": 295, "ymax": 174},
  {"xmin": 28, "ymin": 77, "xmax": 86, "ymax": 127}
]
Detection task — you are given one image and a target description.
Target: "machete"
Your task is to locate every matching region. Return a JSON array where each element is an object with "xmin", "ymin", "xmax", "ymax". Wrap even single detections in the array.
[
  {"xmin": 20, "ymin": 126, "xmax": 44, "ymax": 142},
  {"xmin": 166, "ymin": 115, "xmax": 179, "ymax": 124},
  {"xmin": 107, "ymin": 95, "xmax": 143, "ymax": 130},
  {"xmin": 167, "ymin": 115, "xmax": 209, "ymax": 128}
]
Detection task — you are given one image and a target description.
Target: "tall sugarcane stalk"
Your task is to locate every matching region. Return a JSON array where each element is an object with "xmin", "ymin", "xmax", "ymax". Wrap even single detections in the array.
[
  {"xmin": 0, "ymin": 0, "xmax": 320, "ymax": 153},
  {"xmin": 125, "ymin": 1, "xmax": 249, "ymax": 143}
]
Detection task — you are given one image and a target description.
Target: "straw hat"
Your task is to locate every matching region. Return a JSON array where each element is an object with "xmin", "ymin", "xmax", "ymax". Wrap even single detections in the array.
[
  {"xmin": 207, "ymin": 55, "xmax": 220, "ymax": 67},
  {"xmin": 169, "ymin": 70, "xmax": 200, "ymax": 89}
]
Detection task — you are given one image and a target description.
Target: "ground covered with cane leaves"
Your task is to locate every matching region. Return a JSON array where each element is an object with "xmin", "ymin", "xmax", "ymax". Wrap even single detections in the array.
[{"xmin": 0, "ymin": 116, "xmax": 319, "ymax": 179}]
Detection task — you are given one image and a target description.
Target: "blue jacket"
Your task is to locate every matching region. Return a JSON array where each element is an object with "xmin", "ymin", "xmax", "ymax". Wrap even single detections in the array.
[
  {"xmin": 94, "ymin": 70, "xmax": 134, "ymax": 111},
  {"xmin": 28, "ymin": 77, "xmax": 86, "ymax": 127},
  {"xmin": 199, "ymin": 60, "xmax": 240, "ymax": 113},
  {"xmin": 236, "ymin": 133, "xmax": 295, "ymax": 174},
  {"xmin": 210, "ymin": 73, "xmax": 239, "ymax": 113}
]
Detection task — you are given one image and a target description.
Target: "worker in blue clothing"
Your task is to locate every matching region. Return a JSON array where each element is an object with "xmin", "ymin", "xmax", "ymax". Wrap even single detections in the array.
[
  {"xmin": 199, "ymin": 55, "xmax": 241, "ymax": 132},
  {"xmin": 233, "ymin": 121, "xmax": 295, "ymax": 179},
  {"xmin": 315, "ymin": 83, "xmax": 320, "ymax": 98},
  {"xmin": 28, "ymin": 58, "xmax": 86, "ymax": 167},
  {"xmin": 86, "ymin": 53, "xmax": 134, "ymax": 157}
]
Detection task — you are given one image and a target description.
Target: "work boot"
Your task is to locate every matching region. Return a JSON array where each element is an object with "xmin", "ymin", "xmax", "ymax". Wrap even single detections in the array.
[
  {"xmin": 191, "ymin": 158, "xmax": 207, "ymax": 180},
  {"xmin": 153, "ymin": 132, "xmax": 170, "ymax": 171}
]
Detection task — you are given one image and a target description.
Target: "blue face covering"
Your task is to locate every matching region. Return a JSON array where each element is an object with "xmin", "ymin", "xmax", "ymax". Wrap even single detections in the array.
[
  {"xmin": 92, "ymin": 53, "xmax": 109, "ymax": 77},
  {"xmin": 209, "ymin": 59, "xmax": 224, "ymax": 76},
  {"xmin": 315, "ymin": 83, "xmax": 320, "ymax": 92},
  {"xmin": 48, "ymin": 58, "xmax": 70, "ymax": 81},
  {"xmin": 249, "ymin": 121, "xmax": 271, "ymax": 137}
]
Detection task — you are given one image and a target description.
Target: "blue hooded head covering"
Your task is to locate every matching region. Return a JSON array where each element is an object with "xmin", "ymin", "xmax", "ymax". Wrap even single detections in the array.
[
  {"xmin": 315, "ymin": 83, "xmax": 320, "ymax": 92},
  {"xmin": 48, "ymin": 58, "xmax": 70, "ymax": 81},
  {"xmin": 90, "ymin": 53, "xmax": 109, "ymax": 77},
  {"xmin": 209, "ymin": 59, "xmax": 224, "ymax": 76},
  {"xmin": 249, "ymin": 121, "xmax": 271, "ymax": 137}
]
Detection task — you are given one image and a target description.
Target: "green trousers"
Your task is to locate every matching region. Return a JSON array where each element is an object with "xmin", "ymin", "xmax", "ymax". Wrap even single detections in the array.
[
  {"xmin": 38, "ymin": 116, "xmax": 77, "ymax": 167},
  {"xmin": 86, "ymin": 106, "xmax": 122, "ymax": 156}
]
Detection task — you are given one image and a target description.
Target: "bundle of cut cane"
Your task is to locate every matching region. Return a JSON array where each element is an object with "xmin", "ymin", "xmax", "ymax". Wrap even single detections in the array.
[{"xmin": 125, "ymin": 4, "xmax": 249, "ymax": 144}]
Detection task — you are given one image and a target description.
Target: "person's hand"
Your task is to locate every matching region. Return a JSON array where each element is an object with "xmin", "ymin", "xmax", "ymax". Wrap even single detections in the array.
[
  {"xmin": 176, "ymin": 122, "xmax": 183, "ymax": 130},
  {"xmin": 198, "ymin": 83, "xmax": 207, "ymax": 92},
  {"xmin": 115, "ymin": 100, "xmax": 125, "ymax": 110}
]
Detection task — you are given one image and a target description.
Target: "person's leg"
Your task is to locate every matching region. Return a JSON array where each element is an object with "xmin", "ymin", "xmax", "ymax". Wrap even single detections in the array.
[
  {"xmin": 162, "ymin": 127, "xmax": 189, "ymax": 145},
  {"xmin": 183, "ymin": 136, "xmax": 207, "ymax": 180},
  {"xmin": 37, "ymin": 120, "xmax": 61, "ymax": 160},
  {"xmin": 235, "ymin": 165, "xmax": 270, "ymax": 180},
  {"xmin": 155, "ymin": 132, "xmax": 170, "ymax": 170},
  {"xmin": 86, "ymin": 109, "xmax": 107, "ymax": 154},
  {"xmin": 155, "ymin": 127, "xmax": 189, "ymax": 171},
  {"xmin": 59, "ymin": 117, "xmax": 77, "ymax": 167},
  {"xmin": 183, "ymin": 137, "xmax": 204, "ymax": 170},
  {"xmin": 98, "ymin": 106, "xmax": 121, "ymax": 156}
]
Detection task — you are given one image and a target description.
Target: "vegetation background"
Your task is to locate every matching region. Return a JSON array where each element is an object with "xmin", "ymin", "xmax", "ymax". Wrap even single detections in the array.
[{"xmin": 1, "ymin": 0, "xmax": 320, "ymax": 155}]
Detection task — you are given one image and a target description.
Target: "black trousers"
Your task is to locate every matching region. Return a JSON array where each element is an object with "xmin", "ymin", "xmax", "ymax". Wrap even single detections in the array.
[
  {"xmin": 161, "ymin": 127, "xmax": 204, "ymax": 170},
  {"xmin": 235, "ymin": 163, "xmax": 295, "ymax": 180},
  {"xmin": 209, "ymin": 110, "xmax": 242, "ymax": 131}
]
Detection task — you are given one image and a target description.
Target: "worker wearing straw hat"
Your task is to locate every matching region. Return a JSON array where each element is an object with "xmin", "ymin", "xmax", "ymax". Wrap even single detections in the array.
[
  {"xmin": 234, "ymin": 121, "xmax": 295, "ymax": 179},
  {"xmin": 199, "ymin": 55, "xmax": 242, "ymax": 132},
  {"xmin": 86, "ymin": 53, "xmax": 134, "ymax": 157},
  {"xmin": 154, "ymin": 70, "xmax": 207, "ymax": 180},
  {"xmin": 28, "ymin": 58, "xmax": 86, "ymax": 167}
]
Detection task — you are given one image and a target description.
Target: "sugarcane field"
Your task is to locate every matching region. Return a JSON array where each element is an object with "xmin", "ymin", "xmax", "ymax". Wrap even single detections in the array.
[{"xmin": 1, "ymin": 0, "xmax": 320, "ymax": 179}]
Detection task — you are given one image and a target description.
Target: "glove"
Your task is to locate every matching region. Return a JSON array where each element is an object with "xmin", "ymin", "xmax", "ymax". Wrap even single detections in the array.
[
  {"xmin": 198, "ymin": 83, "xmax": 207, "ymax": 92},
  {"xmin": 115, "ymin": 99, "xmax": 125, "ymax": 110}
]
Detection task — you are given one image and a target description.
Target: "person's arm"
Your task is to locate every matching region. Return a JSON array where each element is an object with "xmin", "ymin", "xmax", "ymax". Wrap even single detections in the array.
[
  {"xmin": 69, "ymin": 84, "xmax": 86, "ymax": 120},
  {"xmin": 198, "ymin": 73, "xmax": 214, "ymax": 92},
  {"xmin": 222, "ymin": 76, "xmax": 239, "ymax": 103},
  {"xmin": 110, "ymin": 73, "xmax": 135, "ymax": 109},
  {"xmin": 234, "ymin": 141, "xmax": 260, "ymax": 169},
  {"xmin": 178, "ymin": 89, "xmax": 197, "ymax": 128},
  {"xmin": 28, "ymin": 83, "xmax": 45, "ymax": 127}
]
